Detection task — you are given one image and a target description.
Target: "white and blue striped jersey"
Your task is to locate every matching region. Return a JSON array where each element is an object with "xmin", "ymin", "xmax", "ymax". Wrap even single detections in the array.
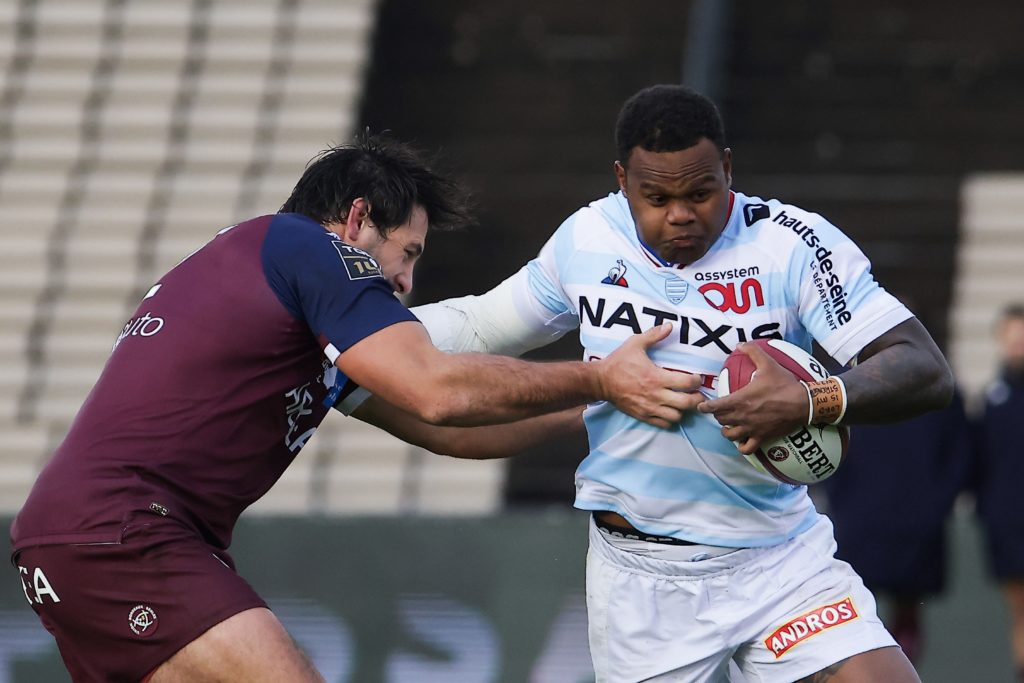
[
  {"xmin": 420, "ymin": 190, "xmax": 912, "ymax": 547},
  {"xmin": 523, "ymin": 190, "xmax": 913, "ymax": 547}
]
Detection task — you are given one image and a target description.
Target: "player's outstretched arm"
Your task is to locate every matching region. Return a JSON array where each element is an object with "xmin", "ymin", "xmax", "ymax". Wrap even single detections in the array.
[
  {"xmin": 350, "ymin": 397, "xmax": 585, "ymax": 459},
  {"xmin": 336, "ymin": 320, "xmax": 703, "ymax": 428}
]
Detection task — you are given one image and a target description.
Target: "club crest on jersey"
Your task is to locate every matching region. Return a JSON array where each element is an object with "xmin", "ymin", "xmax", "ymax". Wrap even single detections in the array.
[
  {"xmin": 601, "ymin": 259, "xmax": 629, "ymax": 287},
  {"xmin": 332, "ymin": 241, "xmax": 382, "ymax": 280},
  {"xmin": 128, "ymin": 604, "xmax": 159, "ymax": 637},
  {"xmin": 661, "ymin": 273, "xmax": 689, "ymax": 304}
]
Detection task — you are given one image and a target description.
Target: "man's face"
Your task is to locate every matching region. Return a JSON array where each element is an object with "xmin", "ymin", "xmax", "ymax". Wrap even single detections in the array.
[
  {"xmin": 998, "ymin": 316, "xmax": 1024, "ymax": 371},
  {"xmin": 615, "ymin": 138, "xmax": 733, "ymax": 265},
  {"xmin": 350, "ymin": 205, "xmax": 427, "ymax": 296}
]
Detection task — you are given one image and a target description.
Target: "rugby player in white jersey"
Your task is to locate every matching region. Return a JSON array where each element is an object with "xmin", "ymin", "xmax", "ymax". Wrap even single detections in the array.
[{"xmin": 351, "ymin": 85, "xmax": 952, "ymax": 682}]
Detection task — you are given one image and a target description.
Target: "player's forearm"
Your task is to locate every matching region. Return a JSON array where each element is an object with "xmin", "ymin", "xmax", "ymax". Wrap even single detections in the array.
[
  {"xmin": 839, "ymin": 318, "xmax": 954, "ymax": 423},
  {"xmin": 353, "ymin": 397, "xmax": 585, "ymax": 458},
  {"xmin": 416, "ymin": 352, "xmax": 602, "ymax": 427}
]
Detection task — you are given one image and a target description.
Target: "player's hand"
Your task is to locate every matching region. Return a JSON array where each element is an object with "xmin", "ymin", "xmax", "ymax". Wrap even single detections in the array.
[
  {"xmin": 597, "ymin": 323, "xmax": 704, "ymax": 429},
  {"xmin": 697, "ymin": 342, "xmax": 808, "ymax": 453}
]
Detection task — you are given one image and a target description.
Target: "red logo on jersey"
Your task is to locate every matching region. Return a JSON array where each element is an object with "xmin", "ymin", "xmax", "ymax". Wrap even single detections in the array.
[
  {"xmin": 699, "ymin": 278, "xmax": 764, "ymax": 313},
  {"xmin": 764, "ymin": 597, "xmax": 858, "ymax": 658},
  {"xmin": 601, "ymin": 259, "xmax": 629, "ymax": 287}
]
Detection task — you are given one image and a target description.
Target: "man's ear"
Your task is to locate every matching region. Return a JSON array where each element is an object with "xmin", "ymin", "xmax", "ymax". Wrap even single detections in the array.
[
  {"xmin": 613, "ymin": 161, "xmax": 627, "ymax": 194},
  {"xmin": 722, "ymin": 148, "xmax": 733, "ymax": 188},
  {"xmin": 342, "ymin": 197, "xmax": 371, "ymax": 241}
]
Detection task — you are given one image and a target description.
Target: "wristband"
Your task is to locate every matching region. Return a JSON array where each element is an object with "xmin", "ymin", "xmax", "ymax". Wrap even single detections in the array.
[
  {"xmin": 806, "ymin": 376, "xmax": 847, "ymax": 425},
  {"xmin": 799, "ymin": 381, "xmax": 815, "ymax": 425},
  {"xmin": 830, "ymin": 375, "xmax": 848, "ymax": 424}
]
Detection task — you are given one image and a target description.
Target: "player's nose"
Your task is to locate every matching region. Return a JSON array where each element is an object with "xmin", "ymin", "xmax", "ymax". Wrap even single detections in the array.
[
  {"xmin": 393, "ymin": 271, "xmax": 412, "ymax": 295},
  {"xmin": 667, "ymin": 200, "xmax": 696, "ymax": 224}
]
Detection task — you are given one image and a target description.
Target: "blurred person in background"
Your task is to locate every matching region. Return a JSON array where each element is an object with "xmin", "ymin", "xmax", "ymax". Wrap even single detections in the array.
[
  {"xmin": 975, "ymin": 303, "xmax": 1024, "ymax": 683},
  {"xmin": 395, "ymin": 84, "xmax": 953, "ymax": 682},
  {"xmin": 8, "ymin": 133, "xmax": 695, "ymax": 683},
  {"xmin": 823, "ymin": 302, "xmax": 972, "ymax": 664}
]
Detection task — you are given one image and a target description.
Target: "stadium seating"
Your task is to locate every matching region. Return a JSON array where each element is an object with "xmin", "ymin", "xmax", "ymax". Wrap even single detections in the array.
[
  {"xmin": 950, "ymin": 175, "xmax": 1024, "ymax": 397},
  {"xmin": 0, "ymin": 0, "xmax": 511, "ymax": 517}
]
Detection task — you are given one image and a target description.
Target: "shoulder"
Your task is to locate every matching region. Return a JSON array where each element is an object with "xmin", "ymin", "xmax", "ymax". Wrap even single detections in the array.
[
  {"xmin": 264, "ymin": 212, "xmax": 336, "ymax": 247},
  {"xmin": 534, "ymin": 193, "xmax": 623, "ymax": 269},
  {"xmin": 729, "ymin": 192, "xmax": 865, "ymax": 267},
  {"xmin": 263, "ymin": 213, "xmax": 384, "ymax": 287},
  {"xmin": 265, "ymin": 213, "xmax": 370, "ymax": 265},
  {"xmin": 735, "ymin": 193, "xmax": 848, "ymax": 245},
  {"xmin": 556, "ymin": 193, "xmax": 623, "ymax": 243}
]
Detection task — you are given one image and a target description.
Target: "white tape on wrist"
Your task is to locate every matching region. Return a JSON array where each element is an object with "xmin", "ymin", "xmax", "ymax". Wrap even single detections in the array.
[
  {"xmin": 336, "ymin": 386, "xmax": 371, "ymax": 415},
  {"xmin": 829, "ymin": 375, "xmax": 848, "ymax": 425},
  {"xmin": 800, "ymin": 380, "xmax": 815, "ymax": 425}
]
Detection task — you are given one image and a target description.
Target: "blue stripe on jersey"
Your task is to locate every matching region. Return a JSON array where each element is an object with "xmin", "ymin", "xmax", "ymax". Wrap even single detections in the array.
[
  {"xmin": 575, "ymin": 452, "xmax": 799, "ymax": 513},
  {"xmin": 526, "ymin": 260, "xmax": 572, "ymax": 316},
  {"xmin": 552, "ymin": 213, "xmax": 581, "ymax": 268}
]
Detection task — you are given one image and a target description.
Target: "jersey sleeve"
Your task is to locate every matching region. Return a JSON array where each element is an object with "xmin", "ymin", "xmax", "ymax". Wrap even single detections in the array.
[
  {"xmin": 262, "ymin": 214, "xmax": 417, "ymax": 359},
  {"xmin": 411, "ymin": 217, "xmax": 580, "ymax": 355},
  {"xmin": 786, "ymin": 214, "xmax": 912, "ymax": 365}
]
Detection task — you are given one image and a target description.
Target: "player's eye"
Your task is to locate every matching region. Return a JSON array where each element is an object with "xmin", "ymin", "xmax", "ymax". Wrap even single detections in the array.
[{"xmin": 647, "ymin": 195, "xmax": 666, "ymax": 206}]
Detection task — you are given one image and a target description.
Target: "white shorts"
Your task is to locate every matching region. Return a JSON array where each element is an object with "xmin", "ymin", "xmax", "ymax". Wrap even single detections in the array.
[{"xmin": 586, "ymin": 514, "xmax": 897, "ymax": 682}]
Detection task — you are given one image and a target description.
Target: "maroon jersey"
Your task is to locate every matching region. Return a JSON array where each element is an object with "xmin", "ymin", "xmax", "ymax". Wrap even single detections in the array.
[{"xmin": 11, "ymin": 213, "xmax": 415, "ymax": 551}]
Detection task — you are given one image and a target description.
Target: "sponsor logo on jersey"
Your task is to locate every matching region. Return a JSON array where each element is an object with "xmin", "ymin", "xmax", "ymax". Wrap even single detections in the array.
[
  {"xmin": 18, "ymin": 565, "xmax": 60, "ymax": 605},
  {"xmin": 699, "ymin": 278, "xmax": 765, "ymax": 314},
  {"xmin": 129, "ymin": 605, "xmax": 159, "ymax": 637},
  {"xmin": 692, "ymin": 266, "xmax": 761, "ymax": 282},
  {"xmin": 284, "ymin": 381, "xmax": 318, "ymax": 453},
  {"xmin": 743, "ymin": 203, "xmax": 771, "ymax": 226},
  {"xmin": 113, "ymin": 312, "xmax": 166, "ymax": 350},
  {"xmin": 765, "ymin": 597, "xmax": 858, "ymax": 658},
  {"xmin": 578, "ymin": 295, "xmax": 781, "ymax": 353},
  {"xmin": 601, "ymin": 259, "xmax": 629, "ymax": 287},
  {"xmin": 773, "ymin": 210, "xmax": 852, "ymax": 328},
  {"xmin": 332, "ymin": 241, "xmax": 382, "ymax": 280}
]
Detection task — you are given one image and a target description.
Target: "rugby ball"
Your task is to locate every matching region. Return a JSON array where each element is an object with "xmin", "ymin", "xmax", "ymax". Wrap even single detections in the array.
[{"xmin": 717, "ymin": 339, "xmax": 849, "ymax": 485}]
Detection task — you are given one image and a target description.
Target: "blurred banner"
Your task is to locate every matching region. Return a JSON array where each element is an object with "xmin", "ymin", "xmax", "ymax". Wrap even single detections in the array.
[
  {"xmin": 0, "ymin": 510, "xmax": 1012, "ymax": 683},
  {"xmin": 1, "ymin": 513, "xmax": 596, "ymax": 683}
]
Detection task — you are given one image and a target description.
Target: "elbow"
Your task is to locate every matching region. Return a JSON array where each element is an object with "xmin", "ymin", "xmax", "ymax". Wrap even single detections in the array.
[
  {"xmin": 404, "ymin": 386, "xmax": 473, "ymax": 427},
  {"xmin": 927, "ymin": 359, "xmax": 956, "ymax": 411}
]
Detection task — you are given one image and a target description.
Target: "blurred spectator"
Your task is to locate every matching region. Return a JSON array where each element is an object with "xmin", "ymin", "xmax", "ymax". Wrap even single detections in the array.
[
  {"xmin": 975, "ymin": 304, "xmax": 1024, "ymax": 683},
  {"xmin": 824, "ymin": 353, "xmax": 972, "ymax": 663}
]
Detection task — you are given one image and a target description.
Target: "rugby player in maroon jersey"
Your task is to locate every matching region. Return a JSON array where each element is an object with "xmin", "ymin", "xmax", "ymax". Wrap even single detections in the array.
[{"xmin": 10, "ymin": 134, "xmax": 701, "ymax": 682}]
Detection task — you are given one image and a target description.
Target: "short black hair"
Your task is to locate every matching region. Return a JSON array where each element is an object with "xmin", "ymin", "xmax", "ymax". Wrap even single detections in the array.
[
  {"xmin": 615, "ymin": 85, "xmax": 727, "ymax": 166},
  {"xmin": 280, "ymin": 131, "xmax": 473, "ymax": 236}
]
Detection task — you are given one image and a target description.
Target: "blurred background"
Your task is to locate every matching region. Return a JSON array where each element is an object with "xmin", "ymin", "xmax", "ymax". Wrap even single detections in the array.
[{"xmin": 1, "ymin": 0, "xmax": 1022, "ymax": 680}]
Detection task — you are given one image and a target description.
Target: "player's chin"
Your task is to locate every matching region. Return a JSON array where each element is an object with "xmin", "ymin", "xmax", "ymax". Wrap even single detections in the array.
[{"xmin": 665, "ymin": 244, "xmax": 707, "ymax": 264}]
